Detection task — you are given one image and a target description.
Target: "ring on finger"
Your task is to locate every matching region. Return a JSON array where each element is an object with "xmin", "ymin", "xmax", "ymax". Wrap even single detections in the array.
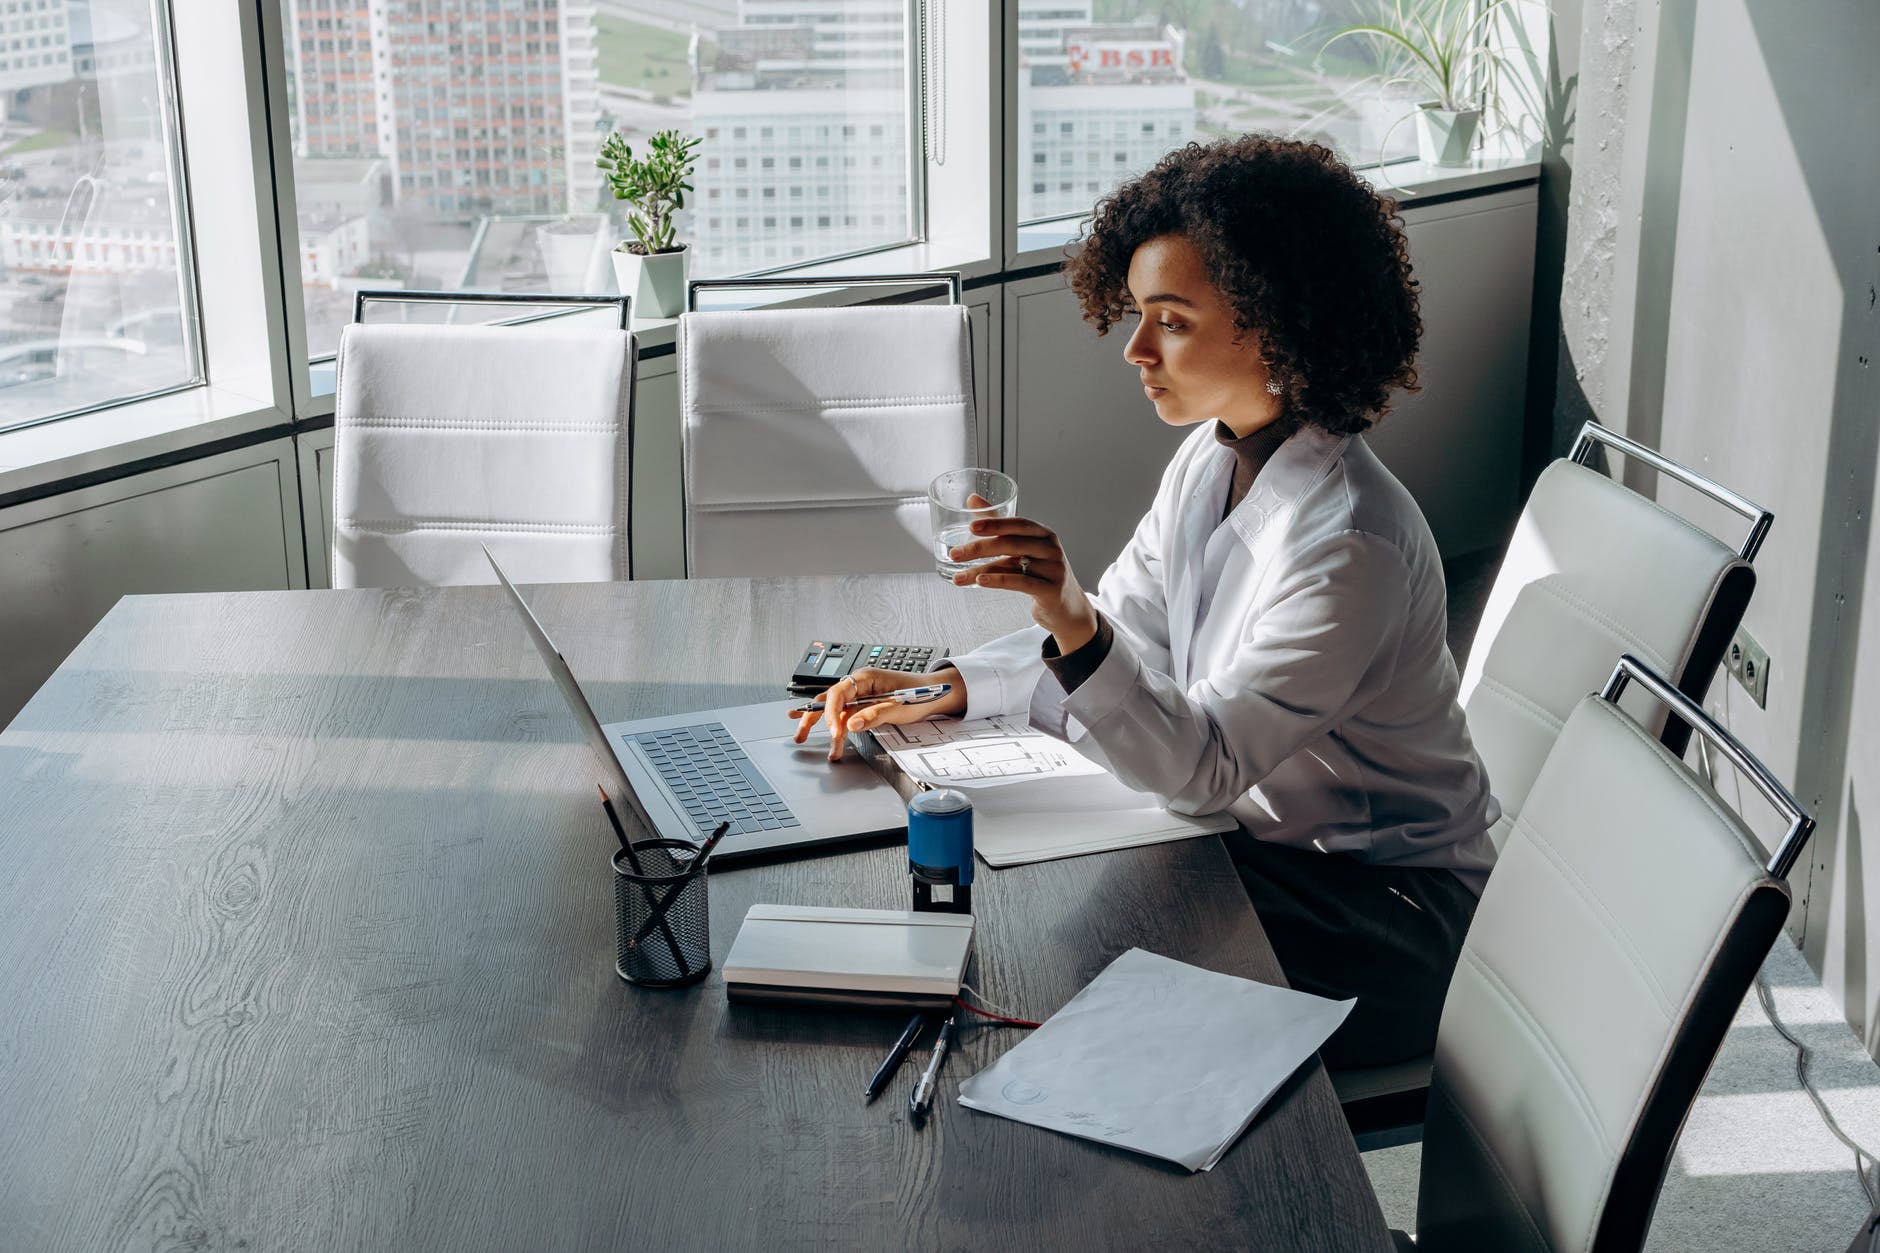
[{"xmin": 1019, "ymin": 556, "xmax": 1031, "ymax": 576}]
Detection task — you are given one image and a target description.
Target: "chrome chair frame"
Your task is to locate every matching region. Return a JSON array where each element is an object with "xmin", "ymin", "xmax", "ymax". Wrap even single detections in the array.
[
  {"xmin": 1599, "ymin": 654, "xmax": 1814, "ymax": 878},
  {"xmin": 352, "ymin": 289, "xmax": 632, "ymax": 328},
  {"xmin": 1570, "ymin": 421, "xmax": 1772, "ymax": 562},
  {"xmin": 685, "ymin": 272, "xmax": 963, "ymax": 311},
  {"xmin": 1566, "ymin": 420, "xmax": 1774, "ymax": 761}
]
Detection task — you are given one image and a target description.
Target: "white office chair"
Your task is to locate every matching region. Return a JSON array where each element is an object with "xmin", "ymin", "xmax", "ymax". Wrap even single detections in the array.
[
  {"xmin": 331, "ymin": 291, "xmax": 637, "ymax": 589},
  {"xmin": 1462, "ymin": 422, "xmax": 1773, "ymax": 853},
  {"xmin": 1336, "ymin": 424, "xmax": 1773, "ymax": 1133},
  {"xmin": 1400, "ymin": 655, "xmax": 1814, "ymax": 1252},
  {"xmin": 678, "ymin": 274, "xmax": 975, "ymax": 578}
]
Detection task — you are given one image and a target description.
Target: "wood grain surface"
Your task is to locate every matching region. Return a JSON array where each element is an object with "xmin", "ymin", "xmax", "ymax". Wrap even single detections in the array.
[{"xmin": 0, "ymin": 573, "xmax": 1392, "ymax": 1252}]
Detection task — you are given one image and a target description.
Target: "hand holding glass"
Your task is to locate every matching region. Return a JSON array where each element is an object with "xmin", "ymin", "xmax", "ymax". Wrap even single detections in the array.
[{"xmin": 929, "ymin": 468, "xmax": 1018, "ymax": 580}]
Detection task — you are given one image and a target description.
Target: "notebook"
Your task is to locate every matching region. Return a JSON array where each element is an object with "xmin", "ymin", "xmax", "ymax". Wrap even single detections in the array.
[
  {"xmin": 958, "ymin": 948, "xmax": 1354, "ymax": 1171},
  {"xmin": 723, "ymin": 904, "xmax": 975, "ymax": 1012}
]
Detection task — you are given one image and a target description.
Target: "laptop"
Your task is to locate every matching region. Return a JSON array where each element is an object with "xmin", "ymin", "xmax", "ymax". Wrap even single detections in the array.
[{"xmin": 483, "ymin": 547, "xmax": 910, "ymax": 859}]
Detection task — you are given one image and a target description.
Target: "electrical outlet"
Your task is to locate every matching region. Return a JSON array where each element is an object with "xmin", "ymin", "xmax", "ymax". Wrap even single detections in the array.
[{"xmin": 1725, "ymin": 626, "xmax": 1770, "ymax": 708}]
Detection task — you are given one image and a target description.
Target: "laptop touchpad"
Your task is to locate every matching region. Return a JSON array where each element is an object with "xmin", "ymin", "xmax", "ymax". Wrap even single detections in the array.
[{"xmin": 741, "ymin": 733, "xmax": 895, "ymax": 796}]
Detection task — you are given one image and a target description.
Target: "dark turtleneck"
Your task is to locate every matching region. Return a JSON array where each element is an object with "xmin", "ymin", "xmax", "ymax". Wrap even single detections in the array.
[
  {"xmin": 1042, "ymin": 417, "xmax": 1294, "ymax": 692},
  {"xmin": 1214, "ymin": 416, "xmax": 1294, "ymax": 518}
]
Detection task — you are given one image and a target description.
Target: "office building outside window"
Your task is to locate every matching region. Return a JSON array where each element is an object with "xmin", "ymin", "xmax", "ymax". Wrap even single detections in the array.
[
  {"xmin": 285, "ymin": 0, "xmax": 913, "ymax": 360},
  {"xmin": 0, "ymin": 0, "xmax": 199, "ymax": 432},
  {"xmin": 1017, "ymin": 0, "xmax": 1417, "ymax": 227}
]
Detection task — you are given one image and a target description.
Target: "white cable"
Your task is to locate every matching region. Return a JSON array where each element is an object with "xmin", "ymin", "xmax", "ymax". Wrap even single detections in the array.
[
  {"xmin": 959, "ymin": 981, "xmax": 1026, "ymax": 1022},
  {"xmin": 1708, "ymin": 693, "xmax": 1876, "ymax": 1209},
  {"xmin": 1755, "ymin": 974, "xmax": 1880, "ymax": 1208}
]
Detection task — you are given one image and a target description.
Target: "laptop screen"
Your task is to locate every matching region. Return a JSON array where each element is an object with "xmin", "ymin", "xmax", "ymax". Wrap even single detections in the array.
[{"xmin": 482, "ymin": 546, "xmax": 659, "ymax": 836}]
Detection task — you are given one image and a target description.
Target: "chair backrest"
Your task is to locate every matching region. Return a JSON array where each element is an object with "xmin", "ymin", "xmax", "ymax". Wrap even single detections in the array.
[
  {"xmin": 1460, "ymin": 424, "xmax": 1769, "ymax": 850},
  {"xmin": 331, "ymin": 318, "xmax": 636, "ymax": 589},
  {"xmin": 678, "ymin": 301, "xmax": 975, "ymax": 578},
  {"xmin": 1416, "ymin": 656, "xmax": 1814, "ymax": 1253}
]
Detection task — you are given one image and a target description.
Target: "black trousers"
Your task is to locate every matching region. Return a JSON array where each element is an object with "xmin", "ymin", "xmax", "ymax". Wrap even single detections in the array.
[{"xmin": 1225, "ymin": 833, "xmax": 1479, "ymax": 1069}]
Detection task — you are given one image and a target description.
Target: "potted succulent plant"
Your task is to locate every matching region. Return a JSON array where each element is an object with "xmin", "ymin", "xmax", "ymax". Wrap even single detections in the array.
[
  {"xmin": 596, "ymin": 128, "xmax": 702, "ymax": 318},
  {"xmin": 1322, "ymin": 0, "xmax": 1543, "ymax": 168}
]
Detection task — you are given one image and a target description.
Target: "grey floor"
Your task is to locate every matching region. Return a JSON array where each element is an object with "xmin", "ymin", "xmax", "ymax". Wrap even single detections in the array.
[
  {"xmin": 1362, "ymin": 936, "xmax": 1880, "ymax": 1250},
  {"xmin": 1410, "ymin": 549, "xmax": 1880, "ymax": 1249}
]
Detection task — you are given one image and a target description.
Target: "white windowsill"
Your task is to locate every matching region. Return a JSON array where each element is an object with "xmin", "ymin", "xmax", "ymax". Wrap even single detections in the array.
[
  {"xmin": 627, "ymin": 238, "xmax": 1003, "ymax": 356},
  {"xmin": 0, "ymin": 381, "xmax": 289, "ymax": 501}
]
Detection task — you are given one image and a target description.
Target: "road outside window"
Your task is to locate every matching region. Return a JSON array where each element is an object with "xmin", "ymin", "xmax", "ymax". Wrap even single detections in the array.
[{"xmin": 0, "ymin": 0, "xmax": 199, "ymax": 433}]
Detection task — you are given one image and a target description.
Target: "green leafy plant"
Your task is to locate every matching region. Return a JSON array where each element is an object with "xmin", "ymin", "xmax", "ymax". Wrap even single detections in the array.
[
  {"xmin": 1318, "ymin": 0, "xmax": 1549, "ymax": 165},
  {"xmin": 595, "ymin": 128, "xmax": 701, "ymax": 255}
]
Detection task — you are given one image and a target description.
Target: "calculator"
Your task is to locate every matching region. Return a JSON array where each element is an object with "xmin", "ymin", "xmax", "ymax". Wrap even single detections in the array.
[{"xmin": 789, "ymin": 641, "xmax": 947, "ymax": 693}]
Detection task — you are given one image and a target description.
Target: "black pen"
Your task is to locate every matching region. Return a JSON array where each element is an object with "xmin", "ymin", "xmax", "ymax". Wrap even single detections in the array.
[
  {"xmin": 863, "ymin": 1013, "xmax": 926, "ymax": 1104},
  {"xmin": 908, "ymin": 1019, "xmax": 956, "ymax": 1126}
]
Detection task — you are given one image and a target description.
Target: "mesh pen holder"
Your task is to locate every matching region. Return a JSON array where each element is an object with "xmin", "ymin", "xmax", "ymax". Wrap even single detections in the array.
[{"xmin": 613, "ymin": 840, "xmax": 712, "ymax": 989}]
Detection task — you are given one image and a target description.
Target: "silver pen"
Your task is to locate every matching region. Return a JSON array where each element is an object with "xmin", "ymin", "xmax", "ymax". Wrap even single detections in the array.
[
  {"xmin": 789, "ymin": 683, "xmax": 951, "ymax": 715},
  {"xmin": 907, "ymin": 1019, "xmax": 955, "ymax": 1126}
]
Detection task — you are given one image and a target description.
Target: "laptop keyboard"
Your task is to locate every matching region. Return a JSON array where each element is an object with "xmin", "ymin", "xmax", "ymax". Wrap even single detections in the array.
[{"xmin": 626, "ymin": 722, "xmax": 801, "ymax": 839}]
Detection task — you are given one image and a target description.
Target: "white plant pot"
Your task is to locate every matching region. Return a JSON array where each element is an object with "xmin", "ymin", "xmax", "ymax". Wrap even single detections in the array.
[
  {"xmin": 539, "ymin": 221, "xmax": 604, "ymax": 291},
  {"xmin": 1416, "ymin": 104, "xmax": 1482, "ymax": 168},
  {"xmin": 611, "ymin": 243, "xmax": 689, "ymax": 319}
]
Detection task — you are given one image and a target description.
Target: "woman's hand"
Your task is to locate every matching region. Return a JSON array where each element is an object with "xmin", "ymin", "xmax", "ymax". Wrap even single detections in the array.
[
  {"xmin": 789, "ymin": 666, "xmax": 968, "ymax": 761},
  {"xmin": 949, "ymin": 517, "xmax": 1101, "ymax": 654}
]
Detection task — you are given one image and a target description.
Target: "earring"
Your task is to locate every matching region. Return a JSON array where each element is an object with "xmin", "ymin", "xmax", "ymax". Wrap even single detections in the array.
[{"xmin": 1265, "ymin": 378, "xmax": 1284, "ymax": 396}]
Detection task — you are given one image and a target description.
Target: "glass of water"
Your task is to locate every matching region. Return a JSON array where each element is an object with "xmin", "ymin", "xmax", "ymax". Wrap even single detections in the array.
[{"xmin": 929, "ymin": 468, "xmax": 1019, "ymax": 580}]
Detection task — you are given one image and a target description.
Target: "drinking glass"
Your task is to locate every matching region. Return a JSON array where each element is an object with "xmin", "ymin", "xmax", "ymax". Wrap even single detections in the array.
[{"xmin": 928, "ymin": 468, "xmax": 1019, "ymax": 580}]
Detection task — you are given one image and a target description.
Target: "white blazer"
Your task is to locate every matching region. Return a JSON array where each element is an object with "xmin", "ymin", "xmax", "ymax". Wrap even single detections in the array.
[{"xmin": 948, "ymin": 423, "xmax": 1499, "ymax": 891}]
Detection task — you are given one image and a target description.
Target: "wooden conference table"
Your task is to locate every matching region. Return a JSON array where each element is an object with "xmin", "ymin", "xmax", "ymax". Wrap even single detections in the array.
[{"xmin": 0, "ymin": 574, "xmax": 1392, "ymax": 1252}]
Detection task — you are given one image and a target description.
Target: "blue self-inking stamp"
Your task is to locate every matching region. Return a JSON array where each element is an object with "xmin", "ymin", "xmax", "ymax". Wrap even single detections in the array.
[{"xmin": 907, "ymin": 788, "xmax": 973, "ymax": 914}]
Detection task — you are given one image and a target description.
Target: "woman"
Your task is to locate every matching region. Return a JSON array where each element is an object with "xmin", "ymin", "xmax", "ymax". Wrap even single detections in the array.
[{"xmin": 793, "ymin": 135, "xmax": 1497, "ymax": 1069}]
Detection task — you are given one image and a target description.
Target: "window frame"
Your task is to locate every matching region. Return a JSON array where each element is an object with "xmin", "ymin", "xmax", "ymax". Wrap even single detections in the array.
[{"xmin": 0, "ymin": 0, "xmax": 207, "ymax": 438}]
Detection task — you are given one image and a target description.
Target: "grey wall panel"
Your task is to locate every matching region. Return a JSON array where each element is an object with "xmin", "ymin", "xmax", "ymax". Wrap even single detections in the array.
[
  {"xmin": 297, "ymin": 425, "xmax": 336, "ymax": 589},
  {"xmin": 1368, "ymin": 193, "xmax": 1538, "ymax": 558},
  {"xmin": 631, "ymin": 363, "xmax": 683, "ymax": 581},
  {"xmin": 1003, "ymin": 273, "xmax": 1194, "ymax": 581},
  {"xmin": 969, "ymin": 297, "xmax": 997, "ymax": 469},
  {"xmin": 0, "ymin": 439, "xmax": 305, "ymax": 728}
]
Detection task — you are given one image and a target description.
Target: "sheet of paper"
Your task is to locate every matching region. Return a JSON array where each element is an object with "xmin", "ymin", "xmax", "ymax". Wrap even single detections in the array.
[
  {"xmin": 871, "ymin": 715, "xmax": 1106, "ymax": 789},
  {"xmin": 957, "ymin": 948, "xmax": 1354, "ymax": 1172}
]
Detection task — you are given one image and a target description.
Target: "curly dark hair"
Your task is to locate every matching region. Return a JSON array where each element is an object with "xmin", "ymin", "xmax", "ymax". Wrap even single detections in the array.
[{"xmin": 1065, "ymin": 135, "xmax": 1422, "ymax": 436}]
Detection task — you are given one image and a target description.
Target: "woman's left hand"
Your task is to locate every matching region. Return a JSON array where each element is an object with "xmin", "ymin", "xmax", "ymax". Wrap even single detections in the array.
[{"xmin": 949, "ymin": 516, "xmax": 1101, "ymax": 654}]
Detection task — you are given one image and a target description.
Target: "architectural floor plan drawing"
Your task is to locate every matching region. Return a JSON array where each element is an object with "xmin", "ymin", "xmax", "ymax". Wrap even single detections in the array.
[{"xmin": 872, "ymin": 715, "xmax": 1106, "ymax": 788}]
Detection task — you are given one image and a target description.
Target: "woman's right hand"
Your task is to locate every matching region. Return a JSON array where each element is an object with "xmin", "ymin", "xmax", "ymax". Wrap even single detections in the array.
[{"xmin": 789, "ymin": 666, "xmax": 968, "ymax": 761}]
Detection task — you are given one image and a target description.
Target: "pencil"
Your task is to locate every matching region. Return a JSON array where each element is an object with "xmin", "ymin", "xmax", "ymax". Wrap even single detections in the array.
[{"xmin": 601, "ymin": 786, "xmax": 694, "ymax": 979}]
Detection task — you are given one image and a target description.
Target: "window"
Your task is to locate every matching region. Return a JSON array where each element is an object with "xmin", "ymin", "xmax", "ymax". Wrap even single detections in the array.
[
  {"xmin": 0, "ymin": 1, "xmax": 199, "ymax": 430},
  {"xmin": 282, "ymin": 0, "xmax": 917, "ymax": 360},
  {"xmin": 1016, "ymin": 0, "xmax": 1418, "ymax": 225}
]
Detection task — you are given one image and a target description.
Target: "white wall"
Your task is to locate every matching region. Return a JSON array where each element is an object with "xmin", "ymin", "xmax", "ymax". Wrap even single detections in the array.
[{"xmin": 1562, "ymin": 0, "xmax": 1880, "ymax": 1051}]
